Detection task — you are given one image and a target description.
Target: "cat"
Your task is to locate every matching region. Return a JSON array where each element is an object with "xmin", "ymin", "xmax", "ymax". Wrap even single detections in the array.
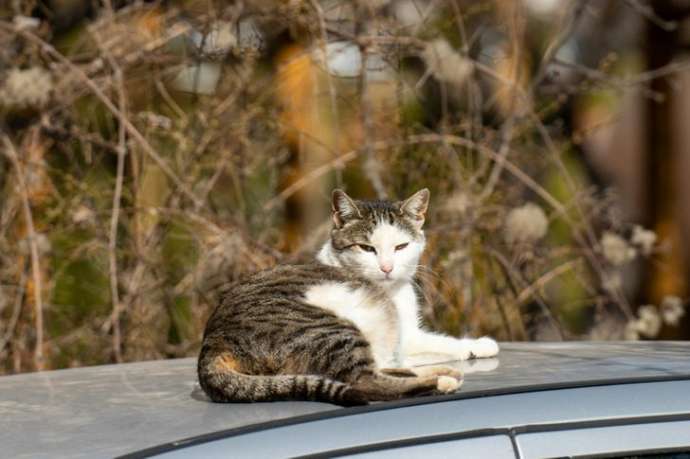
[{"xmin": 197, "ymin": 189, "xmax": 498, "ymax": 406}]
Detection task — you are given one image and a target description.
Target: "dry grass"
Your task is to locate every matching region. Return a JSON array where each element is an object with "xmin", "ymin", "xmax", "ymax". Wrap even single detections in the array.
[{"xmin": 0, "ymin": 0, "xmax": 687, "ymax": 374}]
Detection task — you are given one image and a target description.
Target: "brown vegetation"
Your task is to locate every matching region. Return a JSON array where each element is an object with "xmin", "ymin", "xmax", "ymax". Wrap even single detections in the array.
[{"xmin": 1, "ymin": 0, "xmax": 689, "ymax": 374}]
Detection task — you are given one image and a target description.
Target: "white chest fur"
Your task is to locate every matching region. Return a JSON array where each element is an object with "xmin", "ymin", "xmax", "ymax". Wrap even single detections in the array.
[
  {"xmin": 390, "ymin": 283, "xmax": 423, "ymax": 338},
  {"xmin": 303, "ymin": 282, "xmax": 400, "ymax": 367}
]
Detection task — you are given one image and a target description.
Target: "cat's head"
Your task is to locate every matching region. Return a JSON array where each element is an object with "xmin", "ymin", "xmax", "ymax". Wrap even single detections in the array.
[{"xmin": 326, "ymin": 188, "xmax": 429, "ymax": 284}]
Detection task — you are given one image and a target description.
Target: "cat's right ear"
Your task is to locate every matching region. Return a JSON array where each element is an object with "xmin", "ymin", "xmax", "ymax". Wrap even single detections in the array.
[
  {"xmin": 332, "ymin": 189, "xmax": 362, "ymax": 228},
  {"xmin": 399, "ymin": 188, "xmax": 430, "ymax": 230}
]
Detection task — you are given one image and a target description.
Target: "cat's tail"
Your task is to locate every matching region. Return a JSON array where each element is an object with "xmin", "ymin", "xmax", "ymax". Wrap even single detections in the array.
[{"xmin": 198, "ymin": 352, "xmax": 368, "ymax": 406}]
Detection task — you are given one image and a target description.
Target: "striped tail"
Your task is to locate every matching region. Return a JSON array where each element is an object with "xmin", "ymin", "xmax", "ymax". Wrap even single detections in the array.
[{"xmin": 198, "ymin": 354, "xmax": 367, "ymax": 406}]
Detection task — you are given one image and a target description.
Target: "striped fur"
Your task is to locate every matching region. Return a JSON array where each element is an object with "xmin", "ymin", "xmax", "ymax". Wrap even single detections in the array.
[
  {"xmin": 198, "ymin": 264, "xmax": 459, "ymax": 405},
  {"xmin": 198, "ymin": 190, "xmax": 463, "ymax": 406}
]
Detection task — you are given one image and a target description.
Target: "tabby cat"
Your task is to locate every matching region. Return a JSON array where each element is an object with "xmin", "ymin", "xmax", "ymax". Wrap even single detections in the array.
[{"xmin": 198, "ymin": 189, "xmax": 498, "ymax": 405}]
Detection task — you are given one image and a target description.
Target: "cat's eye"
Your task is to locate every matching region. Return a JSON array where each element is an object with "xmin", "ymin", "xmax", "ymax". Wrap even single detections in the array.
[
  {"xmin": 395, "ymin": 243, "xmax": 409, "ymax": 251},
  {"xmin": 358, "ymin": 244, "xmax": 376, "ymax": 254}
]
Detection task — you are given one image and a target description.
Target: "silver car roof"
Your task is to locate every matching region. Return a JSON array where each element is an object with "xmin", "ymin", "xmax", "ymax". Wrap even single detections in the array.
[{"xmin": 2, "ymin": 341, "xmax": 690, "ymax": 458}]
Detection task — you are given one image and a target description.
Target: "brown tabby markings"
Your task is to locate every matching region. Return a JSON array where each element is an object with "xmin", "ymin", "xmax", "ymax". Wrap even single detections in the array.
[{"xmin": 198, "ymin": 194, "xmax": 460, "ymax": 406}]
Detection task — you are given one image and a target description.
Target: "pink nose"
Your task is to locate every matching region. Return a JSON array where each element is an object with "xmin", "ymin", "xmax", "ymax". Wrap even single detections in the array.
[{"xmin": 380, "ymin": 264, "xmax": 393, "ymax": 274}]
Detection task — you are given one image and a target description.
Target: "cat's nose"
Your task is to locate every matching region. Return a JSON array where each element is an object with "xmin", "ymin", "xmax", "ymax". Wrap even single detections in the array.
[{"xmin": 380, "ymin": 264, "xmax": 393, "ymax": 274}]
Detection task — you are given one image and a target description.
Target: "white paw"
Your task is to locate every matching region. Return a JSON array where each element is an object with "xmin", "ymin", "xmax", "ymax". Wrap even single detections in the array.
[
  {"xmin": 470, "ymin": 337, "xmax": 499, "ymax": 358},
  {"xmin": 436, "ymin": 375, "xmax": 462, "ymax": 393}
]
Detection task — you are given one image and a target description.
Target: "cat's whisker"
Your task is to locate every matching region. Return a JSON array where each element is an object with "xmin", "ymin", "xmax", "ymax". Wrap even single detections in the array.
[{"xmin": 407, "ymin": 264, "xmax": 442, "ymax": 277}]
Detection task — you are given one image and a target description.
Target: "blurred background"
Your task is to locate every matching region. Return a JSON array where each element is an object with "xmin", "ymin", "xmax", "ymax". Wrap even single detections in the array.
[{"xmin": 1, "ymin": 0, "xmax": 690, "ymax": 375}]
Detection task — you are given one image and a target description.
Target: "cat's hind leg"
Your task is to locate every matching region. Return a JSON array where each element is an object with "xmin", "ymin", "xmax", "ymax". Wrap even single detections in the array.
[
  {"xmin": 350, "ymin": 371, "xmax": 461, "ymax": 401},
  {"xmin": 337, "ymin": 340, "xmax": 463, "ymax": 400},
  {"xmin": 408, "ymin": 365, "xmax": 463, "ymax": 380},
  {"xmin": 380, "ymin": 368, "xmax": 418, "ymax": 377},
  {"xmin": 381, "ymin": 365, "xmax": 463, "ymax": 380}
]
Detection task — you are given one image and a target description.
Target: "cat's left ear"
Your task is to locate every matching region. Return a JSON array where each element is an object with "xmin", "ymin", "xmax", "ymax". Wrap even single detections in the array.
[{"xmin": 399, "ymin": 188, "xmax": 430, "ymax": 230}]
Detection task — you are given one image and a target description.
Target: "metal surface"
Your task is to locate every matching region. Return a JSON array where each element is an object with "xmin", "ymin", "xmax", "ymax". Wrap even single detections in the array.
[
  {"xmin": 0, "ymin": 359, "xmax": 337, "ymax": 459},
  {"xmin": 151, "ymin": 380, "xmax": 690, "ymax": 458},
  {"xmin": 516, "ymin": 420, "xmax": 690, "ymax": 459},
  {"xmin": 343, "ymin": 435, "xmax": 515, "ymax": 459},
  {"xmin": 1, "ymin": 342, "xmax": 690, "ymax": 458}
]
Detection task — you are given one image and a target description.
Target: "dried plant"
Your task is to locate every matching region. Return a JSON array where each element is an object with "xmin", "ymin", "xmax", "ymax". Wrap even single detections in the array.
[{"xmin": 1, "ymin": 0, "xmax": 688, "ymax": 373}]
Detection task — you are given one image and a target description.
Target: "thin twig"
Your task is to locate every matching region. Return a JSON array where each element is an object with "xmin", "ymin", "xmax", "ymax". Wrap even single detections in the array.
[
  {"xmin": 107, "ymin": 61, "xmax": 127, "ymax": 363},
  {"xmin": 2, "ymin": 135, "xmax": 45, "ymax": 370},
  {"xmin": 359, "ymin": 47, "xmax": 387, "ymax": 199},
  {"xmin": 265, "ymin": 133, "xmax": 567, "ymax": 214},
  {"xmin": 488, "ymin": 246, "xmax": 565, "ymax": 340},
  {"xmin": 0, "ymin": 271, "xmax": 26, "ymax": 356},
  {"xmin": 2, "ymin": 24, "xmax": 205, "ymax": 208},
  {"xmin": 530, "ymin": 0, "xmax": 590, "ymax": 91},
  {"xmin": 479, "ymin": 115, "xmax": 516, "ymax": 201},
  {"xmin": 623, "ymin": 0, "xmax": 677, "ymax": 31},
  {"xmin": 516, "ymin": 259, "xmax": 583, "ymax": 305},
  {"xmin": 309, "ymin": 0, "xmax": 344, "ymax": 187},
  {"xmin": 264, "ymin": 149, "xmax": 359, "ymax": 210}
]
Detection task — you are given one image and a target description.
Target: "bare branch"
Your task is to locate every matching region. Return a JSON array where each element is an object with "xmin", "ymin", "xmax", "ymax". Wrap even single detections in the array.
[
  {"xmin": 0, "ymin": 23, "xmax": 205, "ymax": 209},
  {"xmin": 107, "ymin": 61, "xmax": 127, "ymax": 363},
  {"xmin": 2, "ymin": 135, "xmax": 44, "ymax": 370}
]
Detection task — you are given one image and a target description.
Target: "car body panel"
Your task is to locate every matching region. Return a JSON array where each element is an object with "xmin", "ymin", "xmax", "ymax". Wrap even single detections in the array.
[
  {"xmin": 0, "ymin": 358, "xmax": 336, "ymax": 459},
  {"xmin": 1, "ymin": 342, "xmax": 690, "ymax": 458},
  {"xmin": 150, "ymin": 380, "xmax": 690, "ymax": 458},
  {"xmin": 516, "ymin": 420, "xmax": 690, "ymax": 459}
]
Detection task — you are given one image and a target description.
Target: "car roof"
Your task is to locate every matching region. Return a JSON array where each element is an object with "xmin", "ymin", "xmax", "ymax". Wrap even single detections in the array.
[{"xmin": 2, "ymin": 341, "xmax": 690, "ymax": 458}]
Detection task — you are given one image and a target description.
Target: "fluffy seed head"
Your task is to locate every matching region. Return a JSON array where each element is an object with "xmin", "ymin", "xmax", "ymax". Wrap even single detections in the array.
[
  {"xmin": 18, "ymin": 233, "xmax": 51, "ymax": 255},
  {"xmin": 422, "ymin": 39, "xmax": 473, "ymax": 87},
  {"xmin": 601, "ymin": 271, "xmax": 623, "ymax": 294},
  {"xmin": 624, "ymin": 321, "xmax": 640, "ymax": 340},
  {"xmin": 635, "ymin": 305, "xmax": 662, "ymax": 338},
  {"xmin": 1, "ymin": 67, "xmax": 53, "ymax": 110},
  {"xmin": 504, "ymin": 203, "xmax": 548, "ymax": 244},
  {"xmin": 661, "ymin": 295, "xmax": 685, "ymax": 326},
  {"xmin": 601, "ymin": 232, "xmax": 636, "ymax": 266},
  {"xmin": 631, "ymin": 225, "xmax": 657, "ymax": 256}
]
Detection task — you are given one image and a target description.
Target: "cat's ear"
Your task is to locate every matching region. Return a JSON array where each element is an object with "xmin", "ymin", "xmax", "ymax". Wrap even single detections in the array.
[
  {"xmin": 400, "ymin": 188, "xmax": 430, "ymax": 229},
  {"xmin": 332, "ymin": 189, "xmax": 362, "ymax": 228}
]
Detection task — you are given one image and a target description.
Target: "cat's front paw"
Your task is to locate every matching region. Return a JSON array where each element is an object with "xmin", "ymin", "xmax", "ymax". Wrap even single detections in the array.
[{"xmin": 469, "ymin": 337, "xmax": 499, "ymax": 358}]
